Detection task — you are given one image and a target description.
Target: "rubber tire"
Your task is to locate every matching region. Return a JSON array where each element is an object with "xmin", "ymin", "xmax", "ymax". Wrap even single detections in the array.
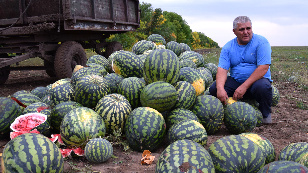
[
  {"xmin": 54, "ymin": 41, "xmax": 87, "ymax": 79},
  {"xmin": 105, "ymin": 41, "xmax": 123, "ymax": 58},
  {"xmin": 0, "ymin": 65, "xmax": 10, "ymax": 85},
  {"xmin": 44, "ymin": 60, "xmax": 56, "ymax": 77}
]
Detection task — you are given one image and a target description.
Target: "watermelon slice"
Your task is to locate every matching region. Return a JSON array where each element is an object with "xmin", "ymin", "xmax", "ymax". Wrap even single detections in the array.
[{"xmin": 10, "ymin": 113, "xmax": 47, "ymax": 139}]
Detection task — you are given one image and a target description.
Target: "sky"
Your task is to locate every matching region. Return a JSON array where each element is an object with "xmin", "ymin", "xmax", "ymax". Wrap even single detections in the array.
[{"xmin": 141, "ymin": 0, "xmax": 308, "ymax": 47}]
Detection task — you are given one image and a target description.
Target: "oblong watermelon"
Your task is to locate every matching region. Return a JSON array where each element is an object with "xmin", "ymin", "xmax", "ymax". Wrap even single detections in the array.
[{"xmin": 84, "ymin": 138, "xmax": 113, "ymax": 163}]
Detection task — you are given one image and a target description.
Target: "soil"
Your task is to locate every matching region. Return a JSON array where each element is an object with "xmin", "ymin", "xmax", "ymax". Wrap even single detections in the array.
[{"xmin": 0, "ymin": 70, "xmax": 307, "ymax": 173}]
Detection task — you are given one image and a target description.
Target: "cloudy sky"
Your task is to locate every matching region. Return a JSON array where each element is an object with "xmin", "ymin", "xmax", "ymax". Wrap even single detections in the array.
[{"xmin": 141, "ymin": 0, "xmax": 308, "ymax": 47}]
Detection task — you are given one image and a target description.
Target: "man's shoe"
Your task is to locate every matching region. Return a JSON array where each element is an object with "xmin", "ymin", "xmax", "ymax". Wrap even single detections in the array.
[{"xmin": 263, "ymin": 114, "xmax": 272, "ymax": 124}]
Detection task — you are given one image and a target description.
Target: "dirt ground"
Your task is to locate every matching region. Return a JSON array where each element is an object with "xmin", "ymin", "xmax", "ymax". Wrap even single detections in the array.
[{"xmin": 0, "ymin": 70, "xmax": 307, "ymax": 173}]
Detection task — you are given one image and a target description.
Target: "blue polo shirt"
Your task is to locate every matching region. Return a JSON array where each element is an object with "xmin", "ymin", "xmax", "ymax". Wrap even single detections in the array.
[{"xmin": 218, "ymin": 34, "xmax": 272, "ymax": 83}]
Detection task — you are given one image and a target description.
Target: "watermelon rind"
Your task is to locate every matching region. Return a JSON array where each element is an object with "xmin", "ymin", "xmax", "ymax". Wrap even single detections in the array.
[
  {"xmin": 258, "ymin": 160, "xmax": 308, "ymax": 173},
  {"xmin": 84, "ymin": 138, "xmax": 113, "ymax": 163}
]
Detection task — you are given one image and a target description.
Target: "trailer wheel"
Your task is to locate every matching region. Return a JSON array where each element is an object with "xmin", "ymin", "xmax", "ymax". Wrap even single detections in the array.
[
  {"xmin": 44, "ymin": 60, "xmax": 56, "ymax": 77},
  {"xmin": 54, "ymin": 41, "xmax": 87, "ymax": 79},
  {"xmin": 105, "ymin": 41, "xmax": 123, "ymax": 58},
  {"xmin": 0, "ymin": 65, "xmax": 10, "ymax": 85}
]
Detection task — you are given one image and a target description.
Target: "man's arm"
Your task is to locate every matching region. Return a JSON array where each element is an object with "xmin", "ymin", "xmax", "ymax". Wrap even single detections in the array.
[
  {"xmin": 216, "ymin": 67, "xmax": 229, "ymax": 105},
  {"xmin": 233, "ymin": 64, "xmax": 269, "ymax": 100}
]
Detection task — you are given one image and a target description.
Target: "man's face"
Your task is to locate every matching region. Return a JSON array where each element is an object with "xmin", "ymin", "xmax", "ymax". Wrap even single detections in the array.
[{"xmin": 233, "ymin": 22, "xmax": 253, "ymax": 45}]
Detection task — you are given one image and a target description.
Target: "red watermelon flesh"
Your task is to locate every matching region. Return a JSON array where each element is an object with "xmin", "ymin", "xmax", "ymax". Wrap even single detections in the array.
[{"xmin": 10, "ymin": 113, "xmax": 47, "ymax": 132}]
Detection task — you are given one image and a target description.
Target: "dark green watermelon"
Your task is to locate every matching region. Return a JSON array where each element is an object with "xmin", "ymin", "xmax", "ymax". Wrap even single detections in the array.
[
  {"xmin": 179, "ymin": 59, "xmax": 197, "ymax": 69},
  {"xmin": 140, "ymin": 81, "xmax": 177, "ymax": 112},
  {"xmin": 166, "ymin": 41, "xmax": 183, "ymax": 56},
  {"xmin": 71, "ymin": 66, "xmax": 107, "ymax": 87},
  {"xmin": 279, "ymin": 142, "xmax": 308, "ymax": 167},
  {"xmin": 155, "ymin": 139, "xmax": 215, "ymax": 173},
  {"xmin": 208, "ymin": 135, "xmax": 265, "ymax": 173},
  {"xmin": 143, "ymin": 49, "xmax": 180, "ymax": 85},
  {"xmin": 179, "ymin": 51, "xmax": 204, "ymax": 67},
  {"xmin": 30, "ymin": 86, "xmax": 48, "ymax": 99},
  {"xmin": 124, "ymin": 107, "xmax": 166, "ymax": 152},
  {"xmin": 87, "ymin": 54, "xmax": 110, "ymax": 72},
  {"xmin": 147, "ymin": 34, "xmax": 166, "ymax": 45},
  {"xmin": 50, "ymin": 82, "xmax": 75, "ymax": 107},
  {"xmin": 103, "ymin": 73, "xmax": 124, "ymax": 93},
  {"xmin": 132, "ymin": 40, "xmax": 155, "ymax": 55},
  {"xmin": 179, "ymin": 67, "xmax": 206, "ymax": 96},
  {"xmin": 191, "ymin": 95, "xmax": 224, "ymax": 135},
  {"xmin": 272, "ymin": 85, "xmax": 280, "ymax": 106}
]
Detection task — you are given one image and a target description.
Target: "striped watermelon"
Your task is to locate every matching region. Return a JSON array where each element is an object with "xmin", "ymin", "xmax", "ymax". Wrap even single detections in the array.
[
  {"xmin": 143, "ymin": 49, "xmax": 180, "ymax": 85},
  {"xmin": 180, "ymin": 43, "xmax": 191, "ymax": 52},
  {"xmin": 166, "ymin": 41, "xmax": 183, "ymax": 56},
  {"xmin": 95, "ymin": 93, "xmax": 132, "ymax": 134},
  {"xmin": 140, "ymin": 81, "xmax": 177, "ymax": 112},
  {"xmin": 0, "ymin": 97, "xmax": 22, "ymax": 137},
  {"xmin": 224, "ymin": 101, "xmax": 257, "ymax": 134},
  {"xmin": 191, "ymin": 95, "xmax": 224, "ymax": 135},
  {"xmin": 112, "ymin": 50, "xmax": 143, "ymax": 78},
  {"xmin": 147, "ymin": 34, "xmax": 166, "ymax": 45},
  {"xmin": 155, "ymin": 139, "xmax": 215, "ymax": 173},
  {"xmin": 208, "ymin": 135, "xmax": 265, "ymax": 173},
  {"xmin": 132, "ymin": 40, "xmax": 155, "ymax": 55},
  {"xmin": 103, "ymin": 73, "xmax": 124, "ymax": 93},
  {"xmin": 30, "ymin": 86, "xmax": 48, "ymax": 99},
  {"xmin": 60, "ymin": 107, "xmax": 106, "ymax": 148},
  {"xmin": 179, "ymin": 67, "xmax": 206, "ymax": 96},
  {"xmin": 50, "ymin": 101, "xmax": 83, "ymax": 133},
  {"xmin": 23, "ymin": 102, "xmax": 51, "ymax": 116},
  {"xmin": 197, "ymin": 67, "xmax": 214, "ymax": 88},
  {"xmin": 258, "ymin": 161, "xmax": 308, "ymax": 173},
  {"xmin": 279, "ymin": 142, "xmax": 308, "ymax": 167},
  {"xmin": 167, "ymin": 119, "xmax": 208, "ymax": 145},
  {"xmin": 50, "ymin": 82, "xmax": 75, "ymax": 107},
  {"xmin": 204, "ymin": 63, "xmax": 218, "ymax": 79},
  {"xmin": 74, "ymin": 74, "xmax": 110, "ymax": 108},
  {"xmin": 71, "ymin": 66, "xmax": 107, "ymax": 87},
  {"xmin": 124, "ymin": 107, "xmax": 166, "ymax": 151},
  {"xmin": 179, "ymin": 51, "xmax": 204, "ymax": 67},
  {"xmin": 87, "ymin": 54, "xmax": 110, "ymax": 72},
  {"xmin": 2, "ymin": 133, "xmax": 63, "ymax": 172},
  {"xmin": 272, "ymin": 85, "xmax": 280, "ymax": 106},
  {"xmin": 166, "ymin": 108, "xmax": 200, "ymax": 128},
  {"xmin": 173, "ymin": 81, "xmax": 196, "ymax": 109},
  {"xmin": 240, "ymin": 133, "xmax": 276, "ymax": 164},
  {"xmin": 84, "ymin": 138, "xmax": 113, "ymax": 163},
  {"xmin": 117, "ymin": 77, "xmax": 146, "ymax": 109},
  {"xmin": 179, "ymin": 59, "xmax": 197, "ymax": 69},
  {"xmin": 11, "ymin": 92, "xmax": 41, "ymax": 109}
]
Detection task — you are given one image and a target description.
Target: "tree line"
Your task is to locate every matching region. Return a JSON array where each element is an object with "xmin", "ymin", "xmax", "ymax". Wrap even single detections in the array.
[{"xmin": 107, "ymin": 2, "xmax": 220, "ymax": 50}]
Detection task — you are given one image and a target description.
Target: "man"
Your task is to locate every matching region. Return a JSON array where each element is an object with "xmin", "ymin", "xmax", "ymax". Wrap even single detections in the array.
[{"xmin": 209, "ymin": 16, "xmax": 273, "ymax": 124}]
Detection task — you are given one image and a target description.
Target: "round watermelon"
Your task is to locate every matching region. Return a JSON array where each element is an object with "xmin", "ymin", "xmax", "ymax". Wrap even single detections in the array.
[
  {"xmin": 166, "ymin": 108, "xmax": 200, "ymax": 129},
  {"xmin": 258, "ymin": 160, "xmax": 308, "ymax": 173},
  {"xmin": 30, "ymin": 86, "xmax": 48, "ymax": 99},
  {"xmin": 103, "ymin": 73, "xmax": 124, "ymax": 93},
  {"xmin": 155, "ymin": 139, "xmax": 215, "ymax": 173},
  {"xmin": 60, "ymin": 107, "xmax": 106, "ymax": 148},
  {"xmin": 179, "ymin": 51, "xmax": 204, "ymax": 67},
  {"xmin": 95, "ymin": 93, "xmax": 132, "ymax": 134},
  {"xmin": 173, "ymin": 81, "xmax": 196, "ymax": 110},
  {"xmin": 279, "ymin": 142, "xmax": 308, "ymax": 168},
  {"xmin": 50, "ymin": 82, "xmax": 75, "ymax": 107},
  {"xmin": 224, "ymin": 101, "xmax": 257, "ymax": 134},
  {"xmin": 117, "ymin": 77, "xmax": 146, "ymax": 109},
  {"xmin": 208, "ymin": 135, "xmax": 265, "ymax": 173},
  {"xmin": 179, "ymin": 67, "xmax": 206, "ymax": 96},
  {"xmin": 147, "ymin": 34, "xmax": 166, "ymax": 45},
  {"xmin": 74, "ymin": 74, "xmax": 110, "ymax": 108},
  {"xmin": 124, "ymin": 107, "xmax": 166, "ymax": 152},
  {"xmin": 87, "ymin": 54, "xmax": 110, "ymax": 72},
  {"xmin": 50, "ymin": 101, "xmax": 83, "ymax": 133},
  {"xmin": 140, "ymin": 81, "xmax": 177, "ymax": 112},
  {"xmin": 2, "ymin": 133, "xmax": 63, "ymax": 173},
  {"xmin": 167, "ymin": 119, "xmax": 208, "ymax": 145},
  {"xmin": 191, "ymin": 95, "xmax": 224, "ymax": 135},
  {"xmin": 240, "ymin": 132, "xmax": 276, "ymax": 164},
  {"xmin": 166, "ymin": 41, "xmax": 183, "ymax": 56},
  {"xmin": 143, "ymin": 49, "xmax": 180, "ymax": 85},
  {"xmin": 84, "ymin": 138, "xmax": 113, "ymax": 163},
  {"xmin": 132, "ymin": 40, "xmax": 155, "ymax": 55},
  {"xmin": 112, "ymin": 50, "xmax": 144, "ymax": 78}
]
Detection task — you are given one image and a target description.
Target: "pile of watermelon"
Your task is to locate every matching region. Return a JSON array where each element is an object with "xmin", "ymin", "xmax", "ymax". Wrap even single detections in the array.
[{"xmin": 1, "ymin": 34, "xmax": 303, "ymax": 173}]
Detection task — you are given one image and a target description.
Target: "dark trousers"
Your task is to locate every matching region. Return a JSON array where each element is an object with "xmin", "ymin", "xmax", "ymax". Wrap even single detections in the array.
[{"xmin": 209, "ymin": 76, "xmax": 272, "ymax": 118}]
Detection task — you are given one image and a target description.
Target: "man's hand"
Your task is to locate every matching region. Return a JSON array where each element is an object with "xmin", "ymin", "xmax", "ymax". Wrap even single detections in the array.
[
  {"xmin": 233, "ymin": 85, "xmax": 248, "ymax": 100},
  {"xmin": 217, "ymin": 88, "xmax": 229, "ymax": 105}
]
